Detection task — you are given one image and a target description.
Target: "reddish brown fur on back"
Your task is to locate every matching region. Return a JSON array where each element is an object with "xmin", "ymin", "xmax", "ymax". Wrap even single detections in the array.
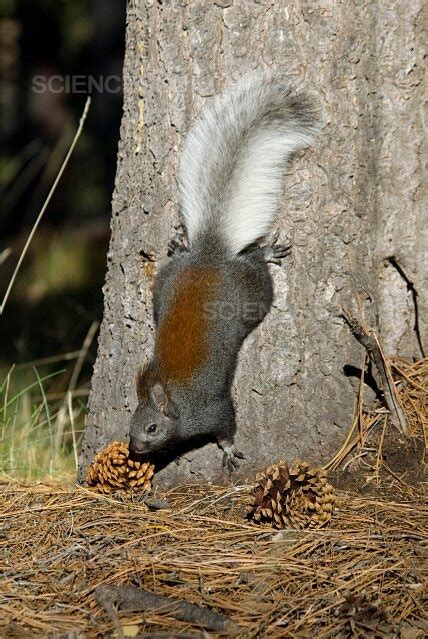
[{"xmin": 156, "ymin": 267, "xmax": 219, "ymax": 384}]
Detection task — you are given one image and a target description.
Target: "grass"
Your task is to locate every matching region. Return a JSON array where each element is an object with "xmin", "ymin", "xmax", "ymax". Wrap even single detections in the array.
[
  {"xmin": 0, "ymin": 362, "xmax": 87, "ymax": 481},
  {"xmin": 0, "ymin": 96, "xmax": 94, "ymax": 482},
  {"xmin": 0, "ymin": 97, "xmax": 91, "ymax": 316}
]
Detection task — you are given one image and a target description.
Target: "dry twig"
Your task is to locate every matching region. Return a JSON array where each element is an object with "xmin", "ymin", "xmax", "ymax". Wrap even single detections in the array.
[
  {"xmin": 95, "ymin": 584, "xmax": 237, "ymax": 635},
  {"xmin": 342, "ymin": 308, "xmax": 409, "ymax": 436}
]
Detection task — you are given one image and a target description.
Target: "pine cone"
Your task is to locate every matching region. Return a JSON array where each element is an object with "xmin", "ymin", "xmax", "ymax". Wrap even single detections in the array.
[
  {"xmin": 247, "ymin": 460, "xmax": 336, "ymax": 529},
  {"xmin": 85, "ymin": 441, "xmax": 155, "ymax": 494}
]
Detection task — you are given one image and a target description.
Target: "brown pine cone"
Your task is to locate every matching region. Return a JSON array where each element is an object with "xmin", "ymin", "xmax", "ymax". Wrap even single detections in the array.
[
  {"xmin": 85, "ymin": 441, "xmax": 155, "ymax": 494},
  {"xmin": 247, "ymin": 460, "xmax": 336, "ymax": 529}
]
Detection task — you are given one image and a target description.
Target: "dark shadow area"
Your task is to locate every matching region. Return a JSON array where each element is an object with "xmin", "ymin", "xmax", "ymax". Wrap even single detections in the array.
[
  {"xmin": 387, "ymin": 256, "xmax": 426, "ymax": 359},
  {"xmin": 129, "ymin": 434, "xmax": 218, "ymax": 476},
  {"xmin": 0, "ymin": 1, "xmax": 126, "ymax": 377},
  {"xmin": 343, "ymin": 363, "xmax": 382, "ymax": 400}
]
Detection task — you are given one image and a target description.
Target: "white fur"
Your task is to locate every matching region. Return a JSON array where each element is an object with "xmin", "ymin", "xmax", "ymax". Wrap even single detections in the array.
[{"xmin": 178, "ymin": 71, "xmax": 319, "ymax": 256}]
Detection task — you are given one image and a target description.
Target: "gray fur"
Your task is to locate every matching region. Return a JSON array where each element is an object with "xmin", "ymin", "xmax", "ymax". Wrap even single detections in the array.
[{"xmin": 129, "ymin": 72, "xmax": 319, "ymax": 469}]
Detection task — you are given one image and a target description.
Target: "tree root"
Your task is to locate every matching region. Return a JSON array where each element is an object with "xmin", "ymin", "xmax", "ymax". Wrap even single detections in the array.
[{"xmin": 95, "ymin": 584, "xmax": 238, "ymax": 637}]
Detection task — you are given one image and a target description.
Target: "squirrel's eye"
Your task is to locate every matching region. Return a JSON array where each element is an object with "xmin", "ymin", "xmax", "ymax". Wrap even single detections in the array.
[{"xmin": 147, "ymin": 424, "xmax": 157, "ymax": 434}]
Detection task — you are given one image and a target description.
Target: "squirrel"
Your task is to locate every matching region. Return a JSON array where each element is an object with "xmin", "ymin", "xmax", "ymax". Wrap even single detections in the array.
[{"xmin": 129, "ymin": 70, "xmax": 319, "ymax": 470}]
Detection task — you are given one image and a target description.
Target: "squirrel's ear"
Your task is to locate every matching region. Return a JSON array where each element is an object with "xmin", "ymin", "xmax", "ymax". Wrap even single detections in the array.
[
  {"xmin": 136, "ymin": 364, "xmax": 154, "ymax": 401},
  {"xmin": 150, "ymin": 383, "xmax": 178, "ymax": 419}
]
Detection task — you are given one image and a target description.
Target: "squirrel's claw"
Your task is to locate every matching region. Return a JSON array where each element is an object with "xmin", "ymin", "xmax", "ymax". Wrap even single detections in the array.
[
  {"xmin": 262, "ymin": 238, "xmax": 292, "ymax": 265},
  {"xmin": 167, "ymin": 231, "xmax": 188, "ymax": 256},
  {"xmin": 222, "ymin": 446, "xmax": 244, "ymax": 472},
  {"xmin": 243, "ymin": 231, "xmax": 292, "ymax": 265},
  {"xmin": 254, "ymin": 230, "xmax": 292, "ymax": 265}
]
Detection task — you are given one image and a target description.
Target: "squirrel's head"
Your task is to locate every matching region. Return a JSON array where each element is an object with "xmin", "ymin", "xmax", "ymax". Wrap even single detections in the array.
[{"xmin": 129, "ymin": 382, "xmax": 179, "ymax": 455}]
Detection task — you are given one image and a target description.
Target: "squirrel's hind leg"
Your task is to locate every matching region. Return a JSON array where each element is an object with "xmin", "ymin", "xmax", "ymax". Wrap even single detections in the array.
[
  {"xmin": 246, "ymin": 230, "xmax": 292, "ymax": 266},
  {"xmin": 167, "ymin": 229, "xmax": 188, "ymax": 256}
]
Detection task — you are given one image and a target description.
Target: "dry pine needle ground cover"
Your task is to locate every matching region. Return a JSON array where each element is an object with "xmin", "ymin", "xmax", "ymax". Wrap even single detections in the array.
[
  {"xmin": 1, "ymin": 480, "xmax": 426, "ymax": 638},
  {"xmin": 0, "ymin": 357, "xmax": 427, "ymax": 638}
]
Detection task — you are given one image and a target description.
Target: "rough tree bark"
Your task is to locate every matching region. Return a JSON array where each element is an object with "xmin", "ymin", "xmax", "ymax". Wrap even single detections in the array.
[{"xmin": 78, "ymin": 0, "xmax": 425, "ymax": 486}]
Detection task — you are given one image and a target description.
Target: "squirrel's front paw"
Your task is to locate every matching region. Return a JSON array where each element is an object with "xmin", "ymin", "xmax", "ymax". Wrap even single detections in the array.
[{"xmin": 222, "ymin": 446, "xmax": 244, "ymax": 472}]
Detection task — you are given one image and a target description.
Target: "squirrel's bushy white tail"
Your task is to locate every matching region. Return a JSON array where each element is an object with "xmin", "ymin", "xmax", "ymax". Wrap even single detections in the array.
[{"xmin": 178, "ymin": 70, "xmax": 320, "ymax": 256}]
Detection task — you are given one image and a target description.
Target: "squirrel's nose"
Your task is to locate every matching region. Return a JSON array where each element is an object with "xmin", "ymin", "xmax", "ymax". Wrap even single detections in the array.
[{"xmin": 129, "ymin": 436, "xmax": 146, "ymax": 455}]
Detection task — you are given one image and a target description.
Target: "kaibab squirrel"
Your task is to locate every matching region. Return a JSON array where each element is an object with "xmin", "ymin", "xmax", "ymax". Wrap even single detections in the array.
[{"xmin": 129, "ymin": 71, "xmax": 319, "ymax": 470}]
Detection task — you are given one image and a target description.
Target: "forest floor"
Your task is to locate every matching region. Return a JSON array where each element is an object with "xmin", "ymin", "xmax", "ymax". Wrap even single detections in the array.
[
  {"xmin": 0, "ymin": 473, "xmax": 426, "ymax": 638},
  {"xmin": 1, "ymin": 358, "xmax": 426, "ymax": 638}
]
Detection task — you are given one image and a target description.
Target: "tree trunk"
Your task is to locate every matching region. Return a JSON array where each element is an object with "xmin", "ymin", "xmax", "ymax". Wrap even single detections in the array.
[{"xmin": 78, "ymin": 0, "xmax": 425, "ymax": 486}]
